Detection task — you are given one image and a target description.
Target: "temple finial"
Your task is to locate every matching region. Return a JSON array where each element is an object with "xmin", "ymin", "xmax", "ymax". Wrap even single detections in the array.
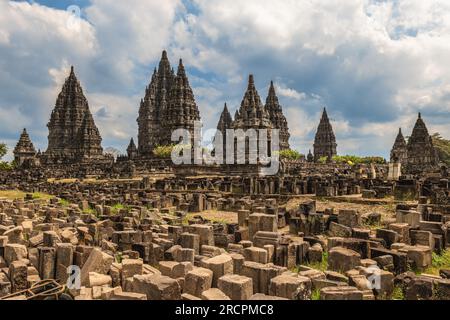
[{"xmin": 177, "ymin": 59, "xmax": 185, "ymax": 76}]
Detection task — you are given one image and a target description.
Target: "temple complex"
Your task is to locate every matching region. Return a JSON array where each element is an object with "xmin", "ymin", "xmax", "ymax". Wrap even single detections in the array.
[
  {"xmin": 313, "ymin": 108, "xmax": 337, "ymax": 162},
  {"xmin": 2, "ymin": 51, "xmax": 450, "ymax": 303}
]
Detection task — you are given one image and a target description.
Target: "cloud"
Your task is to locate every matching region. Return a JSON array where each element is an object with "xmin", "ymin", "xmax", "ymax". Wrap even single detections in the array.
[{"xmin": 2, "ymin": 0, "xmax": 450, "ymax": 162}]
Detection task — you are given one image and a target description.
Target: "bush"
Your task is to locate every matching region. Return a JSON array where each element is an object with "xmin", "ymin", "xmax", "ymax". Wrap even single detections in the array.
[
  {"xmin": 153, "ymin": 144, "xmax": 192, "ymax": 159},
  {"xmin": 332, "ymin": 155, "xmax": 386, "ymax": 165},
  {"xmin": 277, "ymin": 149, "xmax": 304, "ymax": 161},
  {"xmin": 153, "ymin": 145, "xmax": 175, "ymax": 158}
]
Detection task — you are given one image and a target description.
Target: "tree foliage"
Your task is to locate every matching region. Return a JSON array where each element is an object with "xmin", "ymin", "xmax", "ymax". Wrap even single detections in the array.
[
  {"xmin": 153, "ymin": 145, "xmax": 176, "ymax": 159},
  {"xmin": 332, "ymin": 155, "xmax": 386, "ymax": 165},
  {"xmin": 278, "ymin": 149, "xmax": 304, "ymax": 161},
  {"xmin": 432, "ymin": 133, "xmax": 450, "ymax": 166},
  {"xmin": 0, "ymin": 143, "xmax": 6, "ymax": 160},
  {"xmin": 0, "ymin": 143, "xmax": 13, "ymax": 171}
]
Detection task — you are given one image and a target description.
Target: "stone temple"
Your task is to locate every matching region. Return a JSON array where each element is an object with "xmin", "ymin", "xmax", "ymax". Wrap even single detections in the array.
[
  {"xmin": 390, "ymin": 128, "xmax": 407, "ymax": 164},
  {"xmin": 313, "ymin": 108, "xmax": 337, "ymax": 162},
  {"xmin": 2, "ymin": 50, "xmax": 450, "ymax": 302},
  {"xmin": 13, "ymin": 129, "xmax": 36, "ymax": 166},
  {"xmin": 137, "ymin": 51, "xmax": 201, "ymax": 157},
  {"xmin": 389, "ymin": 113, "xmax": 439, "ymax": 173},
  {"xmin": 42, "ymin": 66, "xmax": 104, "ymax": 164}
]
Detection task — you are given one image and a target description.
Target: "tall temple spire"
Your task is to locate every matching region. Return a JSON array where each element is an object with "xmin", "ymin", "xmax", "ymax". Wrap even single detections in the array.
[
  {"xmin": 137, "ymin": 50, "xmax": 175, "ymax": 157},
  {"xmin": 233, "ymin": 74, "xmax": 272, "ymax": 129},
  {"xmin": 313, "ymin": 107, "xmax": 337, "ymax": 161},
  {"xmin": 75, "ymin": 110, "xmax": 103, "ymax": 159},
  {"xmin": 217, "ymin": 103, "xmax": 233, "ymax": 133},
  {"xmin": 44, "ymin": 66, "xmax": 103, "ymax": 162},
  {"xmin": 406, "ymin": 113, "xmax": 437, "ymax": 169},
  {"xmin": 159, "ymin": 55, "xmax": 201, "ymax": 146},
  {"xmin": 265, "ymin": 80, "xmax": 290, "ymax": 150},
  {"xmin": 214, "ymin": 103, "xmax": 233, "ymax": 163},
  {"xmin": 127, "ymin": 138, "xmax": 138, "ymax": 160},
  {"xmin": 390, "ymin": 128, "xmax": 407, "ymax": 164}
]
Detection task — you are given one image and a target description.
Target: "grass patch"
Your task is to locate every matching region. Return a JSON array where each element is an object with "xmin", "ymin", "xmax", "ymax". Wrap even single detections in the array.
[
  {"xmin": 311, "ymin": 289, "xmax": 321, "ymax": 300},
  {"xmin": 293, "ymin": 252, "xmax": 329, "ymax": 272},
  {"xmin": 422, "ymin": 250, "xmax": 450, "ymax": 276},
  {"xmin": 392, "ymin": 285, "xmax": 404, "ymax": 300},
  {"xmin": 0, "ymin": 190, "xmax": 53, "ymax": 200},
  {"xmin": 111, "ymin": 203, "xmax": 126, "ymax": 215},
  {"xmin": 59, "ymin": 199, "xmax": 70, "ymax": 207}
]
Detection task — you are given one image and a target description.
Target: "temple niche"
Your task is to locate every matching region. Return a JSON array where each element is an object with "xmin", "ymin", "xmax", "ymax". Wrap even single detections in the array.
[
  {"xmin": 313, "ymin": 108, "xmax": 337, "ymax": 162},
  {"xmin": 43, "ymin": 66, "xmax": 105, "ymax": 164}
]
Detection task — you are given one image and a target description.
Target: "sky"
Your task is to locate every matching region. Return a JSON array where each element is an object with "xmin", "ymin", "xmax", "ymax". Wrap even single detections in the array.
[{"xmin": 1, "ymin": 0, "xmax": 450, "ymax": 161}]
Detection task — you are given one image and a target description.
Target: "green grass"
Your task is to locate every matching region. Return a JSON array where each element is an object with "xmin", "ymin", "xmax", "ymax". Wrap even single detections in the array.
[
  {"xmin": 423, "ymin": 250, "xmax": 450, "ymax": 275},
  {"xmin": 31, "ymin": 192, "xmax": 54, "ymax": 200},
  {"xmin": 111, "ymin": 203, "xmax": 126, "ymax": 214},
  {"xmin": 311, "ymin": 289, "xmax": 321, "ymax": 300},
  {"xmin": 293, "ymin": 252, "xmax": 329, "ymax": 272},
  {"xmin": 83, "ymin": 207, "xmax": 96, "ymax": 215},
  {"xmin": 0, "ymin": 190, "xmax": 53, "ymax": 200},
  {"xmin": 392, "ymin": 285, "xmax": 405, "ymax": 300},
  {"xmin": 58, "ymin": 199, "xmax": 70, "ymax": 207}
]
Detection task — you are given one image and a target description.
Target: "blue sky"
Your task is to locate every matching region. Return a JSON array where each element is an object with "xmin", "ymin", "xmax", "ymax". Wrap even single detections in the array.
[{"xmin": 2, "ymin": 0, "xmax": 450, "ymax": 160}]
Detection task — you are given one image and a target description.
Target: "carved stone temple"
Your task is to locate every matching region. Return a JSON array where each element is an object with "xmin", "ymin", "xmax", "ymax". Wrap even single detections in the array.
[
  {"xmin": 42, "ymin": 66, "xmax": 104, "ymax": 164},
  {"xmin": 137, "ymin": 51, "xmax": 201, "ymax": 157},
  {"xmin": 313, "ymin": 108, "xmax": 337, "ymax": 162},
  {"xmin": 13, "ymin": 128, "xmax": 37, "ymax": 166}
]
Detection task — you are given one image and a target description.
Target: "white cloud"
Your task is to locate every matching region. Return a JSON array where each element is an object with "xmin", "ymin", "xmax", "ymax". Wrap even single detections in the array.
[{"xmin": 2, "ymin": 0, "xmax": 450, "ymax": 161}]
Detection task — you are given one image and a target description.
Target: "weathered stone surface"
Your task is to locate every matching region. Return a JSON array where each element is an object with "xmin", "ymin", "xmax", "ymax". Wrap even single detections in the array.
[
  {"xmin": 269, "ymin": 274, "xmax": 312, "ymax": 300},
  {"xmin": 131, "ymin": 274, "xmax": 181, "ymax": 300},
  {"xmin": 328, "ymin": 247, "xmax": 361, "ymax": 272},
  {"xmin": 218, "ymin": 274, "xmax": 253, "ymax": 300}
]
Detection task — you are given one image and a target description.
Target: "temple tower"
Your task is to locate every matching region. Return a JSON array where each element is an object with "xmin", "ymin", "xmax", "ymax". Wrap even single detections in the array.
[
  {"xmin": 137, "ymin": 50, "xmax": 175, "ymax": 157},
  {"xmin": 215, "ymin": 103, "xmax": 233, "ymax": 162},
  {"xmin": 44, "ymin": 66, "xmax": 103, "ymax": 162},
  {"xmin": 160, "ymin": 59, "xmax": 201, "ymax": 146},
  {"xmin": 313, "ymin": 108, "xmax": 337, "ymax": 162},
  {"xmin": 233, "ymin": 75, "xmax": 273, "ymax": 163},
  {"xmin": 265, "ymin": 81, "xmax": 290, "ymax": 150},
  {"xmin": 13, "ymin": 128, "xmax": 36, "ymax": 165},
  {"xmin": 127, "ymin": 138, "xmax": 138, "ymax": 160},
  {"xmin": 390, "ymin": 128, "xmax": 407, "ymax": 164},
  {"xmin": 406, "ymin": 113, "xmax": 438, "ymax": 167}
]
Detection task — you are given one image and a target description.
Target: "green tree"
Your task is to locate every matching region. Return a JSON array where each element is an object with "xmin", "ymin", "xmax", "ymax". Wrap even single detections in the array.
[
  {"xmin": 0, "ymin": 143, "xmax": 13, "ymax": 171},
  {"xmin": 278, "ymin": 149, "xmax": 304, "ymax": 161},
  {"xmin": 0, "ymin": 143, "xmax": 6, "ymax": 160},
  {"xmin": 432, "ymin": 133, "xmax": 450, "ymax": 166}
]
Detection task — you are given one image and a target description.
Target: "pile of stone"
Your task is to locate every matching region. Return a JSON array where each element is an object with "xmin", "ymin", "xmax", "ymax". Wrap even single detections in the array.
[{"xmin": 0, "ymin": 193, "xmax": 449, "ymax": 301}]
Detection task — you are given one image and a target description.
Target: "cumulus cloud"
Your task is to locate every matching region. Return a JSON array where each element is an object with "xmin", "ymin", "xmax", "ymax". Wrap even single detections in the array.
[{"xmin": 2, "ymin": 0, "xmax": 450, "ymax": 161}]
